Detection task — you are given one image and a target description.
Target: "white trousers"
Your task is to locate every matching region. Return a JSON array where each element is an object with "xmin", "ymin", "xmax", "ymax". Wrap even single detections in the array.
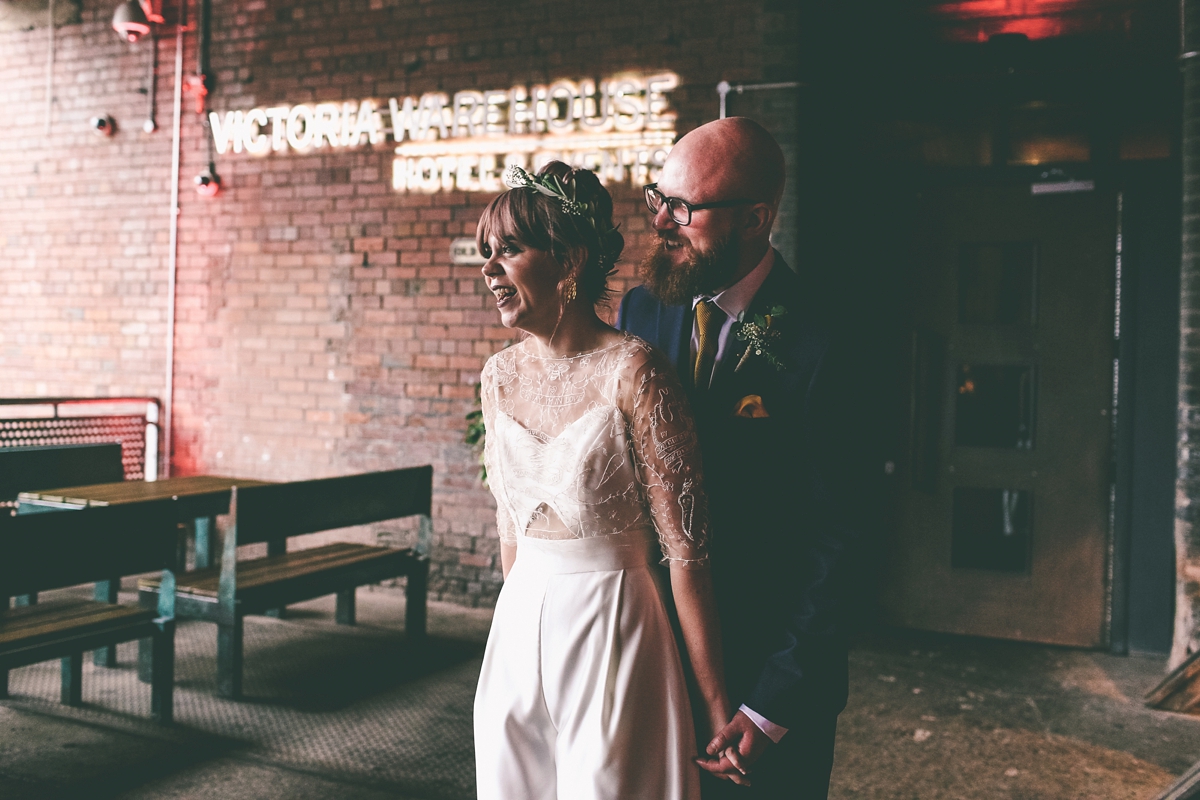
[{"xmin": 474, "ymin": 533, "xmax": 701, "ymax": 800}]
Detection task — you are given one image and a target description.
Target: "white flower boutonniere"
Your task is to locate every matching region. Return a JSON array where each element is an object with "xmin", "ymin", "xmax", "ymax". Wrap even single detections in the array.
[{"xmin": 733, "ymin": 306, "xmax": 788, "ymax": 373}]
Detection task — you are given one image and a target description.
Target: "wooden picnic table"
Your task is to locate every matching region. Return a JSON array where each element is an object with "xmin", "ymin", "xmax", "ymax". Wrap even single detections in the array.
[{"xmin": 18, "ymin": 475, "xmax": 273, "ymax": 571}]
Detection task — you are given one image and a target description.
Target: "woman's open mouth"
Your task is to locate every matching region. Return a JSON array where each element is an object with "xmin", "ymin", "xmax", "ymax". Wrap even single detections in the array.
[{"xmin": 492, "ymin": 286, "xmax": 517, "ymax": 307}]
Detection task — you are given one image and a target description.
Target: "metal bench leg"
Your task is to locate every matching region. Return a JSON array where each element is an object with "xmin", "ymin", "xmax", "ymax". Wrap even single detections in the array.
[
  {"xmin": 217, "ymin": 616, "xmax": 244, "ymax": 699},
  {"xmin": 335, "ymin": 588, "xmax": 356, "ymax": 625},
  {"xmin": 194, "ymin": 516, "xmax": 216, "ymax": 569},
  {"xmin": 61, "ymin": 652, "xmax": 83, "ymax": 706},
  {"xmin": 150, "ymin": 619, "xmax": 175, "ymax": 724},
  {"xmin": 93, "ymin": 579, "xmax": 119, "ymax": 667},
  {"xmin": 137, "ymin": 637, "xmax": 153, "ymax": 683},
  {"xmin": 405, "ymin": 557, "xmax": 429, "ymax": 641},
  {"xmin": 264, "ymin": 537, "xmax": 286, "ymax": 618}
]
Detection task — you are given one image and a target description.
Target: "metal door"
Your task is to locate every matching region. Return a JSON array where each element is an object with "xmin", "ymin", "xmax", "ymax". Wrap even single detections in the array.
[{"xmin": 883, "ymin": 182, "xmax": 1116, "ymax": 647}]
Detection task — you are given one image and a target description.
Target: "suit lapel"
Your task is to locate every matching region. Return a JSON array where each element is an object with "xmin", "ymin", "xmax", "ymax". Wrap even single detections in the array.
[
  {"xmin": 710, "ymin": 256, "xmax": 799, "ymax": 400},
  {"xmin": 656, "ymin": 301, "xmax": 693, "ymax": 392}
]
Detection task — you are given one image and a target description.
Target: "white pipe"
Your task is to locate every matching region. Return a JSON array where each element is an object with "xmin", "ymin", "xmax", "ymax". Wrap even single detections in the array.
[
  {"xmin": 162, "ymin": 18, "xmax": 183, "ymax": 478},
  {"xmin": 45, "ymin": 0, "xmax": 54, "ymax": 136},
  {"xmin": 716, "ymin": 80, "xmax": 803, "ymax": 119}
]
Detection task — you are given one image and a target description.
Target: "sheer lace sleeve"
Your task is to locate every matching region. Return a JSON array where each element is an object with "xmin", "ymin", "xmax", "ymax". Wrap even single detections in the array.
[
  {"xmin": 481, "ymin": 356, "xmax": 518, "ymax": 547},
  {"xmin": 625, "ymin": 345, "xmax": 711, "ymax": 567}
]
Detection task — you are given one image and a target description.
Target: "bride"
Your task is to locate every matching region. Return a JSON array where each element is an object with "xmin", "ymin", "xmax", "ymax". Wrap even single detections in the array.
[{"xmin": 473, "ymin": 161, "xmax": 733, "ymax": 800}]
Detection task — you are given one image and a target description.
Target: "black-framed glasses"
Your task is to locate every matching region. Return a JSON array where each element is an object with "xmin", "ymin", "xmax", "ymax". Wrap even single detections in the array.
[{"xmin": 643, "ymin": 183, "xmax": 757, "ymax": 226}]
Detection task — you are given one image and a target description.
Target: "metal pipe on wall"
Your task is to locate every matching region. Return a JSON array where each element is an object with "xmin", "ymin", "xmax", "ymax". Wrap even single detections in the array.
[
  {"xmin": 44, "ymin": 0, "xmax": 54, "ymax": 135},
  {"xmin": 716, "ymin": 80, "xmax": 803, "ymax": 119},
  {"xmin": 162, "ymin": 2, "xmax": 185, "ymax": 479}
]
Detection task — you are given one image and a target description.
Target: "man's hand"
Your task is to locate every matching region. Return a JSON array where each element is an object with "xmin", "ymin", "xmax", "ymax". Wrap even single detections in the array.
[{"xmin": 695, "ymin": 710, "xmax": 773, "ymax": 786}]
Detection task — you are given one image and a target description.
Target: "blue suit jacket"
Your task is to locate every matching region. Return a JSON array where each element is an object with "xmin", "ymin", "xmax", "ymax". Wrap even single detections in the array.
[{"xmin": 617, "ymin": 253, "xmax": 871, "ymax": 727}]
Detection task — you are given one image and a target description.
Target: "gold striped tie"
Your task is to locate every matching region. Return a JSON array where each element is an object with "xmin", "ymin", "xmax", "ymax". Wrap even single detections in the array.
[{"xmin": 693, "ymin": 299, "xmax": 722, "ymax": 389}]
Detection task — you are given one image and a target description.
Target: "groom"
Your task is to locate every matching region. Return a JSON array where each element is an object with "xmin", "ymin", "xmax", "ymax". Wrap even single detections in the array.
[{"xmin": 618, "ymin": 117, "xmax": 871, "ymax": 798}]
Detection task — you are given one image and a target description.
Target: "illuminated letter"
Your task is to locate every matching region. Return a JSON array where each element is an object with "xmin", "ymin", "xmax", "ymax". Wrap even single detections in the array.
[
  {"xmin": 508, "ymin": 85, "xmax": 532, "ymax": 134},
  {"xmin": 530, "ymin": 85, "xmax": 549, "ymax": 133},
  {"xmin": 417, "ymin": 156, "xmax": 440, "ymax": 192},
  {"xmin": 393, "ymin": 94, "xmax": 450, "ymax": 141},
  {"xmin": 456, "ymin": 155, "xmax": 480, "ymax": 191},
  {"xmin": 610, "ymin": 77, "xmax": 645, "ymax": 132},
  {"xmin": 546, "ymin": 81, "xmax": 577, "ymax": 134},
  {"xmin": 451, "ymin": 91, "xmax": 484, "ymax": 138},
  {"xmin": 312, "ymin": 103, "xmax": 341, "ymax": 148},
  {"xmin": 389, "ymin": 96, "xmax": 419, "ymax": 142},
  {"xmin": 578, "ymin": 80, "xmax": 612, "ymax": 133},
  {"xmin": 286, "ymin": 104, "xmax": 314, "ymax": 150},
  {"xmin": 484, "ymin": 90, "xmax": 508, "ymax": 135},
  {"xmin": 266, "ymin": 106, "xmax": 289, "ymax": 151},
  {"xmin": 340, "ymin": 101, "xmax": 357, "ymax": 145},
  {"xmin": 421, "ymin": 93, "xmax": 450, "ymax": 140},
  {"xmin": 645, "ymin": 73, "xmax": 679, "ymax": 131},
  {"xmin": 392, "ymin": 157, "xmax": 407, "ymax": 191},
  {"xmin": 480, "ymin": 153, "xmax": 504, "ymax": 192},
  {"xmin": 209, "ymin": 110, "xmax": 243, "ymax": 155},
  {"xmin": 242, "ymin": 108, "xmax": 270, "ymax": 154},
  {"xmin": 347, "ymin": 100, "xmax": 384, "ymax": 146}
]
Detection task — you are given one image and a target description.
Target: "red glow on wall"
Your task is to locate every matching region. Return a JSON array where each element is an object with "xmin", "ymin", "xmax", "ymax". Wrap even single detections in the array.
[
  {"xmin": 930, "ymin": 0, "xmax": 1129, "ymax": 42},
  {"xmin": 994, "ymin": 16, "xmax": 1063, "ymax": 39}
]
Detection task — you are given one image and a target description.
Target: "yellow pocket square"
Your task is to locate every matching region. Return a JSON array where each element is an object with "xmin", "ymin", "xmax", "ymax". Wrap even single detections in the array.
[{"xmin": 733, "ymin": 394, "xmax": 769, "ymax": 418}]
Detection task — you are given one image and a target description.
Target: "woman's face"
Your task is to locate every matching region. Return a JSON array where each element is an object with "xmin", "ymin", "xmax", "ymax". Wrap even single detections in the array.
[{"xmin": 480, "ymin": 234, "xmax": 565, "ymax": 336}]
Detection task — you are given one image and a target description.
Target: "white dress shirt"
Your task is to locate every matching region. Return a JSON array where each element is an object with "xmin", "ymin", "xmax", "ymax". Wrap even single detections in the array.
[{"xmin": 690, "ymin": 248, "xmax": 789, "ymax": 744}]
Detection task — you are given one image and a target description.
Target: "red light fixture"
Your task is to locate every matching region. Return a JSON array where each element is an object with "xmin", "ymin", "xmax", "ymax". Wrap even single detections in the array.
[{"xmin": 112, "ymin": 0, "xmax": 163, "ymax": 43}]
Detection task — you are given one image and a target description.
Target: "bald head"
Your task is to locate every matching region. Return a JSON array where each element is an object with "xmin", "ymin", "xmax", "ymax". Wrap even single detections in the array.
[{"xmin": 664, "ymin": 117, "xmax": 786, "ymax": 212}]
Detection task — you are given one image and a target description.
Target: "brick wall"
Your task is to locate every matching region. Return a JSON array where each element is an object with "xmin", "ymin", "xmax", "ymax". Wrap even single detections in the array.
[{"xmin": 0, "ymin": 0, "xmax": 800, "ymax": 606}]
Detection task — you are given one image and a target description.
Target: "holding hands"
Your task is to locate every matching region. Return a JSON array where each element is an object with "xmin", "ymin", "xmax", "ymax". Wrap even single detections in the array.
[{"xmin": 697, "ymin": 709, "xmax": 774, "ymax": 787}]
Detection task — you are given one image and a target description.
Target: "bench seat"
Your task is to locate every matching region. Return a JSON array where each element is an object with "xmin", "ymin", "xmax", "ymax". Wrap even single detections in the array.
[
  {"xmin": 1, "ymin": 598, "xmax": 154, "ymax": 656},
  {"xmin": 139, "ymin": 542, "xmax": 419, "ymax": 614},
  {"xmin": 134, "ymin": 468, "xmax": 433, "ymax": 699}
]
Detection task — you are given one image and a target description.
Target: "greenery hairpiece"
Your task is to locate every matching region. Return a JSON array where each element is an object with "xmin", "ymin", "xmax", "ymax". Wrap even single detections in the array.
[{"xmin": 503, "ymin": 165, "xmax": 588, "ymax": 215}]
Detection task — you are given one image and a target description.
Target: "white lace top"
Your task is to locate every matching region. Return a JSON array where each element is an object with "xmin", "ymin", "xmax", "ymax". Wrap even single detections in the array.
[{"xmin": 481, "ymin": 333, "xmax": 710, "ymax": 567}]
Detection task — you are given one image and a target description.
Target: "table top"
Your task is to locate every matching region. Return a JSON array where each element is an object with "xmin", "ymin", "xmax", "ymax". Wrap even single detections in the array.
[{"xmin": 18, "ymin": 475, "xmax": 274, "ymax": 510}]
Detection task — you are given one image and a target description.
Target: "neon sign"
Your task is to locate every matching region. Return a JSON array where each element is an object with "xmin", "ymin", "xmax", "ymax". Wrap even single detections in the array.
[{"xmin": 208, "ymin": 72, "xmax": 678, "ymax": 193}]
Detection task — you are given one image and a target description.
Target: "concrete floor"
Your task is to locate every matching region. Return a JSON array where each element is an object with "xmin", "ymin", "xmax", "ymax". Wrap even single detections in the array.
[{"xmin": 1, "ymin": 587, "xmax": 1197, "ymax": 800}]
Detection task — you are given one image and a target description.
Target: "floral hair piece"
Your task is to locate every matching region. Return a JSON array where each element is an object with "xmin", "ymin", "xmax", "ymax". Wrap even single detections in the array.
[{"xmin": 502, "ymin": 164, "xmax": 588, "ymax": 217}]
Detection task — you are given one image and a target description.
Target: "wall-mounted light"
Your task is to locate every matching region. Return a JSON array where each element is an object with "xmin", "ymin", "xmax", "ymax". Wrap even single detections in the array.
[
  {"xmin": 90, "ymin": 114, "xmax": 117, "ymax": 137},
  {"xmin": 112, "ymin": 0, "xmax": 163, "ymax": 43},
  {"xmin": 195, "ymin": 164, "xmax": 221, "ymax": 197}
]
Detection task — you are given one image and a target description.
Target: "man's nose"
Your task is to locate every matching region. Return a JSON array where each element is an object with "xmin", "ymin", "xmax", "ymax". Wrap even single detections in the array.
[{"xmin": 650, "ymin": 204, "xmax": 677, "ymax": 232}]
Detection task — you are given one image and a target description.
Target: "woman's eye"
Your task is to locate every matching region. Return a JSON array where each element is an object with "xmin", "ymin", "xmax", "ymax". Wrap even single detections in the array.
[
  {"xmin": 479, "ymin": 243, "xmax": 493, "ymax": 258},
  {"xmin": 500, "ymin": 244, "xmax": 520, "ymax": 255}
]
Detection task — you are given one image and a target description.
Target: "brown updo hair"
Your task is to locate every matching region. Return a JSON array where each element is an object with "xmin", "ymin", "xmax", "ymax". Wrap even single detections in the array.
[{"xmin": 476, "ymin": 161, "xmax": 624, "ymax": 305}]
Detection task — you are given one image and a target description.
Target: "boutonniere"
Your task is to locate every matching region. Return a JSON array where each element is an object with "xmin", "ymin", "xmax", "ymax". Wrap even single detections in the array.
[{"xmin": 733, "ymin": 306, "xmax": 788, "ymax": 372}]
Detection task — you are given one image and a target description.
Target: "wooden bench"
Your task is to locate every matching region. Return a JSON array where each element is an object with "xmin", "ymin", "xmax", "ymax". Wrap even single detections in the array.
[
  {"xmin": 138, "ymin": 466, "xmax": 432, "ymax": 699},
  {"xmin": 0, "ymin": 443, "xmax": 126, "ymax": 506},
  {"xmin": 2, "ymin": 443, "xmax": 127, "ymax": 611},
  {"xmin": 0, "ymin": 501, "xmax": 178, "ymax": 723}
]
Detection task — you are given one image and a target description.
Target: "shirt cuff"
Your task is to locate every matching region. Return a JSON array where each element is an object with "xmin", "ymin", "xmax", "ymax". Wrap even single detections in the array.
[{"xmin": 739, "ymin": 704, "xmax": 788, "ymax": 743}]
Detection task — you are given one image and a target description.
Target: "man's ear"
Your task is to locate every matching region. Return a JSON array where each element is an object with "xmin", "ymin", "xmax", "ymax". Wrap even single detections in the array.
[{"xmin": 740, "ymin": 203, "xmax": 775, "ymax": 239}]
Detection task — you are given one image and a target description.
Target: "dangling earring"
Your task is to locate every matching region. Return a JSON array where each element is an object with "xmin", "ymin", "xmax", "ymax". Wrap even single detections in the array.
[{"xmin": 564, "ymin": 277, "xmax": 578, "ymax": 303}]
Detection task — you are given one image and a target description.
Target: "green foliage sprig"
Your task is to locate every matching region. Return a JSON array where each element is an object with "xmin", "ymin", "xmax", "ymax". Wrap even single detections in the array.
[
  {"xmin": 465, "ymin": 382, "xmax": 487, "ymax": 486},
  {"xmin": 733, "ymin": 306, "xmax": 788, "ymax": 373}
]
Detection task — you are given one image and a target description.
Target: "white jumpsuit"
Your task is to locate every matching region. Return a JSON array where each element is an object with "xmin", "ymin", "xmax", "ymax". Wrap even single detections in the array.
[{"xmin": 474, "ymin": 335, "xmax": 711, "ymax": 800}]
